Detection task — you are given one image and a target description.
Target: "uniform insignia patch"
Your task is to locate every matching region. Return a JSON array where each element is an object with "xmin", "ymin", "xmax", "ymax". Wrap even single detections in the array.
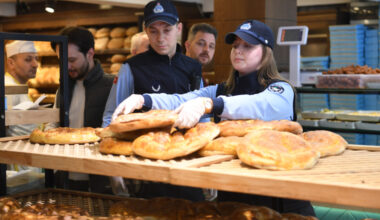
[
  {"xmin": 240, "ymin": 23, "xmax": 251, "ymax": 30},
  {"xmin": 153, "ymin": 3, "xmax": 164, "ymax": 13},
  {"xmin": 268, "ymin": 85, "xmax": 284, "ymax": 94},
  {"xmin": 152, "ymin": 82, "xmax": 161, "ymax": 92},
  {"xmin": 113, "ymin": 76, "xmax": 118, "ymax": 84}
]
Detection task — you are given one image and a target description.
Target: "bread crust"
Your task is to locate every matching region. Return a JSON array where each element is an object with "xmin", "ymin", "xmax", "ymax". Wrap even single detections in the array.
[
  {"xmin": 300, "ymin": 130, "xmax": 347, "ymax": 157},
  {"xmin": 237, "ymin": 130, "xmax": 320, "ymax": 170},
  {"xmin": 199, "ymin": 136, "xmax": 244, "ymax": 156},
  {"xmin": 110, "ymin": 110, "xmax": 178, "ymax": 133},
  {"xmin": 218, "ymin": 119, "xmax": 303, "ymax": 137},
  {"xmin": 132, "ymin": 122, "xmax": 220, "ymax": 160},
  {"xmin": 99, "ymin": 137, "xmax": 133, "ymax": 155},
  {"xmin": 30, "ymin": 127, "xmax": 100, "ymax": 144}
]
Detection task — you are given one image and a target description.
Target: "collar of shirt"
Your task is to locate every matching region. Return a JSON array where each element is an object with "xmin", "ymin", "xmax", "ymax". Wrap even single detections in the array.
[
  {"xmin": 232, "ymin": 70, "xmax": 265, "ymax": 95},
  {"xmin": 5, "ymin": 72, "xmax": 21, "ymax": 85},
  {"xmin": 147, "ymin": 43, "xmax": 183, "ymax": 63}
]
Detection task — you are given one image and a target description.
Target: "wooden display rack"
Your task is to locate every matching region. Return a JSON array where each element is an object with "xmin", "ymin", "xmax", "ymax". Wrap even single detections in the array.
[
  {"xmin": 0, "ymin": 32, "xmax": 70, "ymax": 196},
  {"xmin": 0, "ymin": 138, "xmax": 379, "ymax": 211}
]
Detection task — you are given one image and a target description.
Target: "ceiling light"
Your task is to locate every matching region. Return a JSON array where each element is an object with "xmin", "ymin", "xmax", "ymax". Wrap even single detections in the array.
[{"xmin": 45, "ymin": 0, "xmax": 56, "ymax": 13}]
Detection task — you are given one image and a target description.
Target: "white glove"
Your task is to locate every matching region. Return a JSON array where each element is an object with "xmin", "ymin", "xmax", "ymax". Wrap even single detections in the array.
[
  {"xmin": 112, "ymin": 94, "xmax": 144, "ymax": 121},
  {"xmin": 173, "ymin": 97, "xmax": 212, "ymax": 129}
]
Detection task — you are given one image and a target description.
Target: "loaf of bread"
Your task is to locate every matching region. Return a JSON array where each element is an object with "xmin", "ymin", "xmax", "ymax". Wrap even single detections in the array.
[
  {"xmin": 125, "ymin": 26, "xmax": 138, "ymax": 37},
  {"xmin": 110, "ymin": 27, "xmax": 126, "ymax": 38},
  {"xmin": 95, "ymin": 27, "xmax": 110, "ymax": 38},
  {"xmin": 95, "ymin": 37, "xmax": 109, "ymax": 50},
  {"xmin": 111, "ymin": 54, "xmax": 127, "ymax": 63},
  {"xmin": 107, "ymin": 38, "xmax": 124, "ymax": 49}
]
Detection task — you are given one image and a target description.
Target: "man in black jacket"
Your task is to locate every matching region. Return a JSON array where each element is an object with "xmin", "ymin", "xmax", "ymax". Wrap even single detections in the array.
[{"xmin": 51, "ymin": 26, "xmax": 115, "ymax": 194}]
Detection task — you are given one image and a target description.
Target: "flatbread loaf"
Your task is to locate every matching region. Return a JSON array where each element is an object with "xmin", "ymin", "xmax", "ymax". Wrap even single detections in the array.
[
  {"xmin": 199, "ymin": 136, "xmax": 244, "ymax": 156},
  {"xmin": 30, "ymin": 127, "xmax": 100, "ymax": 144},
  {"xmin": 0, "ymin": 197, "xmax": 20, "ymax": 214},
  {"xmin": 227, "ymin": 206, "xmax": 282, "ymax": 220},
  {"xmin": 300, "ymin": 130, "xmax": 347, "ymax": 157},
  {"xmin": 110, "ymin": 110, "xmax": 178, "ymax": 133},
  {"xmin": 95, "ymin": 126, "xmax": 172, "ymax": 141},
  {"xmin": 132, "ymin": 122, "xmax": 220, "ymax": 160},
  {"xmin": 218, "ymin": 119, "xmax": 303, "ymax": 137},
  {"xmin": 237, "ymin": 130, "xmax": 320, "ymax": 170},
  {"xmin": 99, "ymin": 137, "xmax": 133, "ymax": 155}
]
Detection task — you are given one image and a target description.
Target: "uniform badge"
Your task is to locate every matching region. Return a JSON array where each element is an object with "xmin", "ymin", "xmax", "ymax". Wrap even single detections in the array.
[
  {"xmin": 240, "ymin": 23, "xmax": 251, "ymax": 30},
  {"xmin": 113, "ymin": 76, "xmax": 118, "ymax": 84},
  {"xmin": 153, "ymin": 3, "xmax": 164, "ymax": 13},
  {"xmin": 152, "ymin": 82, "xmax": 161, "ymax": 92},
  {"xmin": 268, "ymin": 85, "xmax": 284, "ymax": 94}
]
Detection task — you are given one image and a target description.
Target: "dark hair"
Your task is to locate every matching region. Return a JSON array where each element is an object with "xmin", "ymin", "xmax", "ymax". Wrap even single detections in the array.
[
  {"xmin": 51, "ymin": 26, "xmax": 94, "ymax": 55},
  {"xmin": 187, "ymin": 23, "xmax": 217, "ymax": 41}
]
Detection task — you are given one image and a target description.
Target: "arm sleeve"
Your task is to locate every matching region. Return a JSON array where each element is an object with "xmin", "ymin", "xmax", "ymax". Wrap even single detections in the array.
[
  {"xmin": 102, "ymin": 64, "xmax": 134, "ymax": 127},
  {"xmin": 219, "ymin": 82, "xmax": 294, "ymax": 121},
  {"xmin": 147, "ymin": 85, "xmax": 218, "ymax": 110}
]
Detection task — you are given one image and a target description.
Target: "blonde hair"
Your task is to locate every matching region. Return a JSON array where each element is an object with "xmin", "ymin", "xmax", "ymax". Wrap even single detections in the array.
[{"xmin": 225, "ymin": 45, "xmax": 290, "ymax": 94}]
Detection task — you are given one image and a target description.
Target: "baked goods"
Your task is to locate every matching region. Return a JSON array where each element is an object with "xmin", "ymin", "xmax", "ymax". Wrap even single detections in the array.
[
  {"xmin": 124, "ymin": 36, "xmax": 132, "ymax": 49},
  {"xmin": 199, "ymin": 136, "xmax": 244, "ymax": 156},
  {"xmin": 0, "ymin": 197, "xmax": 20, "ymax": 214},
  {"xmin": 110, "ymin": 110, "xmax": 178, "ymax": 133},
  {"xmin": 125, "ymin": 26, "xmax": 138, "ymax": 37},
  {"xmin": 282, "ymin": 213, "xmax": 318, "ymax": 220},
  {"xmin": 99, "ymin": 137, "xmax": 133, "ymax": 155},
  {"xmin": 300, "ymin": 130, "xmax": 347, "ymax": 157},
  {"xmin": 110, "ymin": 63, "xmax": 122, "ymax": 74},
  {"xmin": 218, "ymin": 119, "xmax": 303, "ymax": 137},
  {"xmin": 96, "ymin": 126, "xmax": 172, "ymax": 141},
  {"xmin": 30, "ymin": 127, "xmax": 100, "ymax": 144},
  {"xmin": 28, "ymin": 89, "xmax": 56, "ymax": 104},
  {"xmin": 132, "ymin": 122, "xmax": 220, "ymax": 160},
  {"xmin": 95, "ymin": 37, "xmax": 109, "ymax": 50},
  {"xmin": 110, "ymin": 27, "xmax": 126, "ymax": 38},
  {"xmin": 87, "ymin": 27, "xmax": 97, "ymax": 37},
  {"xmin": 111, "ymin": 54, "xmax": 127, "ymax": 63},
  {"xmin": 237, "ymin": 130, "xmax": 320, "ymax": 170},
  {"xmin": 227, "ymin": 206, "xmax": 282, "ymax": 220},
  {"xmin": 107, "ymin": 38, "xmax": 124, "ymax": 49},
  {"xmin": 95, "ymin": 27, "xmax": 110, "ymax": 38}
]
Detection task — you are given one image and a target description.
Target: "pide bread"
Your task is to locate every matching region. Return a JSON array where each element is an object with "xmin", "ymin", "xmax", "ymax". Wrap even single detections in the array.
[
  {"xmin": 110, "ymin": 110, "xmax": 178, "ymax": 133},
  {"xmin": 30, "ymin": 127, "xmax": 100, "ymax": 144},
  {"xmin": 237, "ymin": 130, "xmax": 320, "ymax": 170},
  {"xmin": 95, "ymin": 126, "xmax": 172, "ymax": 141},
  {"xmin": 199, "ymin": 136, "xmax": 244, "ymax": 156},
  {"xmin": 132, "ymin": 122, "xmax": 219, "ymax": 160},
  {"xmin": 99, "ymin": 137, "xmax": 133, "ymax": 155},
  {"xmin": 228, "ymin": 206, "xmax": 282, "ymax": 220},
  {"xmin": 218, "ymin": 119, "xmax": 303, "ymax": 137},
  {"xmin": 300, "ymin": 130, "xmax": 347, "ymax": 157}
]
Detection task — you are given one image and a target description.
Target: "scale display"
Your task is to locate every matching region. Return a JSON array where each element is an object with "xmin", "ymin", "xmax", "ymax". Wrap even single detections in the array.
[{"xmin": 277, "ymin": 26, "xmax": 308, "ymax": 45}]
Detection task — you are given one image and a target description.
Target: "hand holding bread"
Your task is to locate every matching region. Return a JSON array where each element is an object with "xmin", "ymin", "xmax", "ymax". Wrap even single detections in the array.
[{"xmin": 112, "ymin": 94, "xmax": 144, "ymax": 121}]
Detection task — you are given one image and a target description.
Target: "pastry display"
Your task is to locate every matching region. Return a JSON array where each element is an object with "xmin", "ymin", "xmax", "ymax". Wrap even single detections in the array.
[{"xmin": 300, "ymin": 130, "xmax": 347, "ymax": 157}]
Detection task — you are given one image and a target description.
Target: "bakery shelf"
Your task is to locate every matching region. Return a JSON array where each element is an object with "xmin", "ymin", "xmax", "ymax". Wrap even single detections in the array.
[
  {"xmin": 5, "ymin": 85, "xmax": 28, "ymax": 95},
  {"xmin": 0, "ymin": 139, "xmax": 379, "ymax": 211},
  {"xmin": 5, "ymin": 108, "xmax": 59, "ymax": 126}
]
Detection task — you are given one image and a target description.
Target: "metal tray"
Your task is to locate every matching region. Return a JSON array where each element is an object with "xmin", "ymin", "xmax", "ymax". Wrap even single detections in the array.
[
  {"xmin": 301, "ymin": 111, "xmax": 336, "ymax": 120},
  {"xmin": 319, "ymin": 119, "xmax": 356, "ymax": 129},
  {"xmin": 355, "ymin": 121, "xmax": 380, "ymax": 131},
  {"xmin": 336, "ymin": 111, "xmax": 380, "ymax": 122},
  {"xmin": 298, "ymin": 119, "xmax": 319, "ymax": 127}
]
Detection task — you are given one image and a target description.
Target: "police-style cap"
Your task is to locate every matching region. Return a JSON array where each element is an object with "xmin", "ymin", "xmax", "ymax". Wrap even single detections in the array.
[
  {"xmin": 225, "ymin": 20, "xmax": 274, "ymax": 49},
  {"xmin": 6, "ymin": 40, "xmax": 37, "ymax": 58},
  {"xmin": 144, "ymin": 0, "xmax": 179, "ymax": 27}
]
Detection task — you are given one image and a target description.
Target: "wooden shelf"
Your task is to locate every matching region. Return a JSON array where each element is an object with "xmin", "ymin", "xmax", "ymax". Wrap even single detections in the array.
[
  {"xmin": 38, "ymin": 48, "xmax": 130, "ymax": 57},
  {"xmin": 5, "ymin": 85, "xmax": 28, "ymax": 95},
  {"xmin": 0, "ymin": 140, "xmax": 379, "ymax": 211},
  {"xmin": 5, "ymin": 108, "xmax": 59, "ymax": 126}
]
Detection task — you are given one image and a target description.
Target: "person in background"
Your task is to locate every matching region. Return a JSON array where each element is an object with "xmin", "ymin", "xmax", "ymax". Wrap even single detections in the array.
[
  {"xmin": 111, "ymin": 19, "xmax": 315, "ymax": 216},
  {"xmin": 102, "ymin": 0, "xmax": 204, "ymax": 202},
  {"xmin": 51, "ymin": 26, "xmax": 115, "ymax": 194},
  {"xmin": 185, "ymin": 23, "xmax": 217, "ymax": 67},
  {"xmin": 5, "ymin": 40, "xmax": 38, "ymax": 136},
  {"xmin": 130, "ymin": 32, "xmax": 149, "ymax": 56}
]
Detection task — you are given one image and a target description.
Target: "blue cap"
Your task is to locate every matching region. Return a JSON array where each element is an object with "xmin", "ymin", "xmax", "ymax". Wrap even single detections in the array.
[
  {"xmin": 144, "ymin": 0, "xmax": 179, "ymax": 27},
  {"xmin": 225, "ymin": 20, "xmax": 274, "ymax": 49}
]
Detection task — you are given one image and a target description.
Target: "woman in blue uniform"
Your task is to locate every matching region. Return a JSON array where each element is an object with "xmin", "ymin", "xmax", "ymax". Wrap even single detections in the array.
[{"xmin": 112, "ymin": 19, "xmax": 315, "ymax": 216}]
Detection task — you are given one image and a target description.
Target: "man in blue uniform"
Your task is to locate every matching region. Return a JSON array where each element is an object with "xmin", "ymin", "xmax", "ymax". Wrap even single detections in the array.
[{"xmin": 103, "ymin": 0, "xmax": 204, "ymax": 201}]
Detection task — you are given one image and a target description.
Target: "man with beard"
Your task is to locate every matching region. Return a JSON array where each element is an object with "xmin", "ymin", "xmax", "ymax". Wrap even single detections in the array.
[
  {"xmin": 51, "ymin": 26, "xmax": 115, "ymax": 194},
  {"xmin": 5, "ymin": 40, "xmax": 39, "ymax": 136},
  {"xmin": 185, "ymin": 23, "xmax": 217, "ymax": 85}
]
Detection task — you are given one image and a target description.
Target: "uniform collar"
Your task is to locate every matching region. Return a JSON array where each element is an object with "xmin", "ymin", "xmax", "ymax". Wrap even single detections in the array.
[
  {"xmin": 232, "ymin": 70, "xmax": 265, "ymax": 95},
  {"xmin": 147, "ymin": 43, "xmax": 183, "ymax": 62},
  {"xmin": 5, "ymin": 72, "xmax": 21, "ymax": 84}
]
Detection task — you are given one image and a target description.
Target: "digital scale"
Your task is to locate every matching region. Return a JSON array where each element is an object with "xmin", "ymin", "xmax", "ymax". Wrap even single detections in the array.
[{"xmin": 277, "ymin": 26, "xmax": 322, "ymax": 87}]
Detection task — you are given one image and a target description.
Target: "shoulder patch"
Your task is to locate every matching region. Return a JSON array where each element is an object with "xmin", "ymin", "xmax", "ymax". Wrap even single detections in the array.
[
  {"xmin": 113, "ymin": 76, "xmax": 118, "ymax": 84},
  {"xmin": 268, "ymin": 84, "xmax": 284, "ymax": 94}
]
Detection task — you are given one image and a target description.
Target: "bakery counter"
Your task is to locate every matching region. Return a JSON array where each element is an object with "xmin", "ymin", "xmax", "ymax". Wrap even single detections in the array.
[{"xmin": 0, "ymin": 137, "xmax": 379, "ymax": 211}]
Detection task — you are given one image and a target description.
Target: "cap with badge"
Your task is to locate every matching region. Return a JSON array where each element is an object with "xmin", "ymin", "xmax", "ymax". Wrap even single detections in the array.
[
  {"xmin": 144, "ymin": 0, "xmax": 179, "ymax": 27},
  {"xmin": 225, "ymin": 20, "xmax": 274, "ymax": 49},
  {"xmin": 5, "ymin": 40, "xmax": 37, "ymax": 58}
]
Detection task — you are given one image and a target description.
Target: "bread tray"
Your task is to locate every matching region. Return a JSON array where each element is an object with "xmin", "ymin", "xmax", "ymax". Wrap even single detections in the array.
[
  {"xmin": 335, "ymin": 111, "xmax": 380, "ymax": 122},
  {"xmin": 298, "ymin": 119, "xmax": 319, "ymax": 127},
  {"xmin": 301, "ymin": 111, "xmax": 336, "ymax": 120},
  {"xmin": 6, "ymin": 188, "xmax": 126, "ymax": 216},
  {"xmin": 318, "ymin": 119, "xmax": 355, "ymax": 129},
  {"xmin": 355, "ymin": 121, "xmax": 380, "ymax": 131}
]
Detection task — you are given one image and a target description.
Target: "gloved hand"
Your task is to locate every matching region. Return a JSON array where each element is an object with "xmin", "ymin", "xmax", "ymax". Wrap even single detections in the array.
[
  {"xmin": 112, "ymin": 94, "xmax": 144, "ymax": 121},
  {"xmin": 173, "ymin": 97, "xmax": 213, "ymax": 129}
]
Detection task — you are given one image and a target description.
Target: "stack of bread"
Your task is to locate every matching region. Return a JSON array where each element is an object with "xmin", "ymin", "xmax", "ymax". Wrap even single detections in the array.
[
  {"xmin": 34, "ymin": 41, "xmax": 54, "ymax": 55},
  {"xmin": 0, "ymin": 196, "xmax": 318, "ymax": 219},
  {"xmin": 27, "ymin": 66, "xmax": 59, "ymax": 104}
]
